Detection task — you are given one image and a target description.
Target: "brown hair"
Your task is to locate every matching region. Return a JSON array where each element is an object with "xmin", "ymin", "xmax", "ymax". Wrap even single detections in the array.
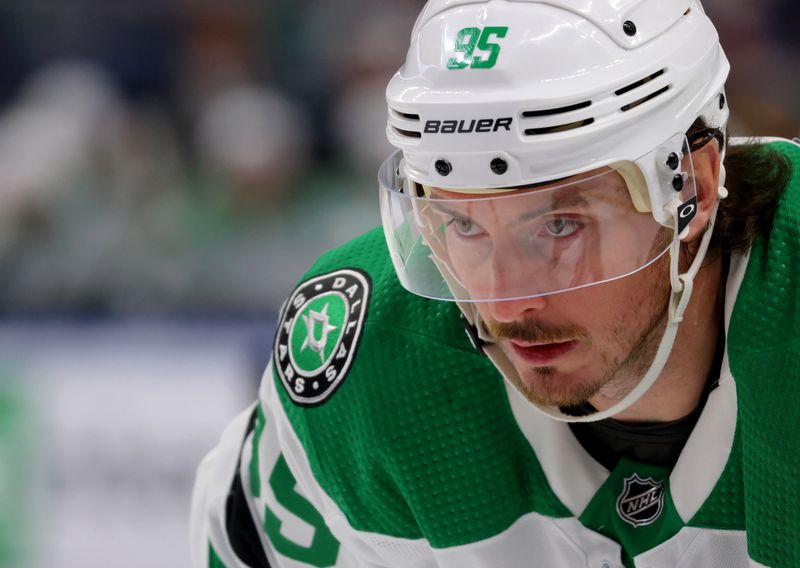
[{"xmin": 686, "ymin": 119, "xmax": 793, "ymax": 254}]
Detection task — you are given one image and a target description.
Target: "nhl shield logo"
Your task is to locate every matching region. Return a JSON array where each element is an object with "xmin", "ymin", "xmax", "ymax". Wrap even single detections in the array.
[
  {"xmin": 616, "ymin": 473, "xmax": 665, "ymax": 527},
  {"xmin": 274, "ymin": 269, "xmax": 370, "ymax": 406}
]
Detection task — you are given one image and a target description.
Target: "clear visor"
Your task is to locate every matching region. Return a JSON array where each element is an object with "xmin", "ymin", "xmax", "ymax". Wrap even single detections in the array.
[{"xmin": 379, "ymin": 141, "xmax": 696, "ymax": 302}]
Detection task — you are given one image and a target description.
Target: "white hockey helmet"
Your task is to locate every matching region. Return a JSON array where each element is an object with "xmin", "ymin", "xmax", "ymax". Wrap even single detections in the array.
[
  {"xmin": 381, "ymin": 0, "xmax": 728, "ymax": 300},
  {"xmin": 378, "ymin": 0, "xmax": 730, "ymax": 422},
  {"xmin": 386, "ymin": 0, "xmax": 728, "ymax": 188}
]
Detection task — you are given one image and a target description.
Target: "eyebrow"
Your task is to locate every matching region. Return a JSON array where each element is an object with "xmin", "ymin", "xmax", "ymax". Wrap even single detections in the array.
[
  {"xmin": 428, "ymin": 200, "xmax": 469, "ymax": 220},
  {"xmin": 427, "ymin": 187, "xmax": 592, "ymax": 224},
  {"xmin": 519, "ymin": 190, "xmax": 590, "ymax": 222}
]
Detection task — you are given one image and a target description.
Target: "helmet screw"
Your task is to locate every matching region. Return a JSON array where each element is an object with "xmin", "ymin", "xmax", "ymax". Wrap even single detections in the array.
[
  {"xmin": 435, "ymin": 159, "xmax": 452, "ymax": 177},
  {"xmin": 490, "ymin": 158, "xmax": 508, "ymax": 175},
  {"xmin": 623, "ymin": 20, "xmax": 637, "ymax": 36},
  {"xmin": 666, "ymin": 152, "xmax": 680, "ymax": 170},
  {"xmin": 672, "ymin": 174, "xmax": 685, "ymax": 192},
  {"xmin": 719, "ymin": 92, "xmax": 726, "ymax": 109}
]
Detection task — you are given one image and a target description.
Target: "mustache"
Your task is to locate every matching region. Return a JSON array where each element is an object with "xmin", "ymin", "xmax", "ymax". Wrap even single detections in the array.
[{"xmin": 486, "ymin": 318, "xmax": 590, "ymax": 344}]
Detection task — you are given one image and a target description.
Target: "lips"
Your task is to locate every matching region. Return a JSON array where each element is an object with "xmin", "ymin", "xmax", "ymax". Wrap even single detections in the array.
[{"xmin": 510, "ymin": 340, "xmax": 577, "ymax": 365}]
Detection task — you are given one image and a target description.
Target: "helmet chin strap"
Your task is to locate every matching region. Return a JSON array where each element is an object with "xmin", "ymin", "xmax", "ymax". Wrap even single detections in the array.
[{"xmin": 465, "ymin": 180, "xmax": 727, "ymax": 423}]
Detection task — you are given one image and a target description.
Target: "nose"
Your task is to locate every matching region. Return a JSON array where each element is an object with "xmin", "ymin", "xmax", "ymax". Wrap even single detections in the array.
[
  {"xmin": 487, "ymin": 294, "xmax": 548, "ymax": 323},
  {"xmin": 484, "ymin": 243, "xmax": 550, "ymax": 321}
]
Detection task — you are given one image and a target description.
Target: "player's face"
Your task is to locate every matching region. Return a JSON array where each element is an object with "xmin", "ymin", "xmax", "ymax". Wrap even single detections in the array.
[{"xmin": 430, "ymin": 174, "xmax": 672, "ymax": 409}]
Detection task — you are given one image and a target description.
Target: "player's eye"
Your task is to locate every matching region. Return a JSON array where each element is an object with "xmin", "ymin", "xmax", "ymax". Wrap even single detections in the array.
[
  {"xmin": 447, "ymin": 216, "xmax": 483, "ymax": 237},
  {"xmin": 543, "ymin": 218, "xmax": 581, "ymax": 238}
]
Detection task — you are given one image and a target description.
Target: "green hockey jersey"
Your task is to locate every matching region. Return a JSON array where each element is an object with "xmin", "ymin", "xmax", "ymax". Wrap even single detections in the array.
[{"xmin": 191, "ymin": 139, "xmax": 800, "ymax": 568}]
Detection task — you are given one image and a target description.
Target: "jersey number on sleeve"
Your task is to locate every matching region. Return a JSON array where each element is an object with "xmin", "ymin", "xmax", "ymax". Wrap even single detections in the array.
[{"xmin": 263, "ymin": 454, "xmax": 341, "ymax": 566}]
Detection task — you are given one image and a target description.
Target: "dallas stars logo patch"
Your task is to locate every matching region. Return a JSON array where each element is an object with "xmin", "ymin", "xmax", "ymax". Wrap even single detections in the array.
[
  {"xmin": 616, "ymin": 473, "xmax": 665, "ymax": 527},
  {"xmin": 274, "ymin": 269, "xmax": 370, "ymax": 406}
]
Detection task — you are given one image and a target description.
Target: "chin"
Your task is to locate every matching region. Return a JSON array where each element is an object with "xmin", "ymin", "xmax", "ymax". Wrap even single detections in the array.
[{"xmin": 515, "ymin": 367, "xmax": 603, "ymax": 409}]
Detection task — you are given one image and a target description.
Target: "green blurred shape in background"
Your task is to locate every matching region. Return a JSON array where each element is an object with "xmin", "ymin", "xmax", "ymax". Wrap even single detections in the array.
[{"xmin": 0, "ymin": 379, "xmax": 31, "ymax": 567}]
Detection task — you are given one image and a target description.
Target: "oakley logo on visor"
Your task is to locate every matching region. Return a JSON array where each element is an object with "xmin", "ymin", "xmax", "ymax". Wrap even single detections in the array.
[{"xmin": 677, "ymin": 196, "xmax": 697, "ymax": 234}]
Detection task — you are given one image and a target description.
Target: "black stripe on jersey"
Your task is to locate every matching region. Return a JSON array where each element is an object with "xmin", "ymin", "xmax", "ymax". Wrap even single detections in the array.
[{"xmin": 225, "ymin": 406, "xmax": 272, "ymax": 567}]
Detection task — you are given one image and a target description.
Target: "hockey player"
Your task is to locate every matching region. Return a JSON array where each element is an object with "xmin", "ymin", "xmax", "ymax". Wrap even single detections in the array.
[{"xmin": 191, "ymin": 1, "xmax": 800, "ymax": 566}]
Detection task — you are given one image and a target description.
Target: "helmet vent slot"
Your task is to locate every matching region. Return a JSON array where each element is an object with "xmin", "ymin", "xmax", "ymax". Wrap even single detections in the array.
[
  {"xmin": 522, "ymin": 100, "xmax": 592, "ymax": 118},
  {"xmin": 391, "ymin": 126, "xmax": 422, "ymax": 139},
  {"xmin": 615, "ymin": 69, "xmax": 666, "ymax": 96},
  {"xmin": 524, "ymin": 118, "xmax": 595, "ymax": 136},
  {"xmin": 391, "ymin": 108, "xmax": 420, "ymax": 121},
  {"xmin": 620, "ymin": 85, "xmax": 670, "ymax": 112}
]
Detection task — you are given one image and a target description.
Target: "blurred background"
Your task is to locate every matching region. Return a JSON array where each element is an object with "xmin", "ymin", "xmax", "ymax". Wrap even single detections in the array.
[{"xmin": 0, "ymin": 1, "xmax": 796, "ymax": 566}]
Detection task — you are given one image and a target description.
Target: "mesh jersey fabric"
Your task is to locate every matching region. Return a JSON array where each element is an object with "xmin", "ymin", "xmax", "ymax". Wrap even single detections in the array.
[{"xmin": 724, "ymin": 139, "xmax": 800, "ymax": 565}]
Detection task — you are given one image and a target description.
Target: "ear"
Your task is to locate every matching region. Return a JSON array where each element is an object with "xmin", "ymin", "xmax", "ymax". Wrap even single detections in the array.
[{"xmin": 682, "ymin": 140, "xmax": 721, "ymax": 243}]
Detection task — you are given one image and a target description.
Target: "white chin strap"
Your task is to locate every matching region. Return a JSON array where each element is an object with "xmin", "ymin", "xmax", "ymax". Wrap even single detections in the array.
[{"xmin": 463, "ymin": 177, "xmax": 727, "ymax": 423}]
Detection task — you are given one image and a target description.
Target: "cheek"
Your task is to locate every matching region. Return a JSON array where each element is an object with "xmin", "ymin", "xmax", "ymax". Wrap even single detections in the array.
[
  {"xmin": 585, "ymin": 265, "xmax": 671, "ymax": 345},
  {"xmin": 558, "ymin": 272, "xmax": 659, "ymax": 338},
  {"xmin": 474, "ymin": 302, "xmax": 492, "ymax": 324},
  {"xmin": 555, "ymin": 286, "xmax": 616, "ymax": 327}
]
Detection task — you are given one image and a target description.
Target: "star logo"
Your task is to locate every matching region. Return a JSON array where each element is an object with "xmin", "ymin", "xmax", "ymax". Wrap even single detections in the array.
[
  {"xmin": 301, "ymin": 303, "xmax": 338, "ymax": 365},
  {"xmin": 274, "ymin": 269, "xmax": 371, "ymax": 407}
]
